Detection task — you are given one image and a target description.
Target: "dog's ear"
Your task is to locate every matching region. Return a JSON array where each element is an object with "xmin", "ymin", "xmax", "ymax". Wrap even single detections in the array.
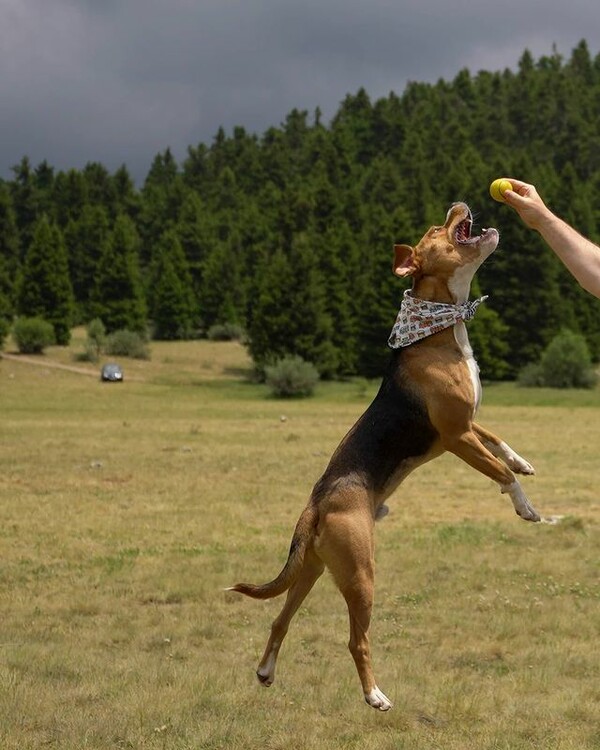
[{"xmin": 393, "ymin": 244, "xmax": 419, "ymax": 277}]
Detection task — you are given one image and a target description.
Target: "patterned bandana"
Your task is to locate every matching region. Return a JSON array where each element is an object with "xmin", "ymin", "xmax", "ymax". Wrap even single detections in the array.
[{"xmin": 388, "ymin": 290, "xmax": 488, "ymax": 349}]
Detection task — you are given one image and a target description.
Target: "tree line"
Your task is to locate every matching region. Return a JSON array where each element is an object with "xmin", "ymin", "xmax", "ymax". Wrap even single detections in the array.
[{"xmin": 1, "ymin": 40, "xmax": 600, "ymax": 379}]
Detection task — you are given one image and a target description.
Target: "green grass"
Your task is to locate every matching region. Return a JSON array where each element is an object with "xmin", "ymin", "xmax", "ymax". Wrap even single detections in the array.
[{"xmin": 0, "ymin": 340, "xmax": 599, "ymax": 749}]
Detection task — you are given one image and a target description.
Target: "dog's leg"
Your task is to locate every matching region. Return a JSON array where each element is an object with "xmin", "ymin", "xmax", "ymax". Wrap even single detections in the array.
[
  {"xmin": 256, "ymin": 550, "xmax": 324, "ymax": 688},
  {"xmin": 316, "ymin": 505, "xmax": 392, "ymax": 711},
  {"xmin": 472, "ymin": 422, "xmax": 535, "ymax": 475},
  {"xmin": 441, "ymin": 429, "xmax": 541, "ymax": 522}
]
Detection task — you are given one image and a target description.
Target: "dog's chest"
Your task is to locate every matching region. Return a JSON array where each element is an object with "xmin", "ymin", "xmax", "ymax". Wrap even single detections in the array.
[
  {"xmin": 453, "ymin": 322, "xmax": 482, "ymax": 413},
  {"xmin": 448, "ymin": 268, "xmax": 482, "ymax": 413}
]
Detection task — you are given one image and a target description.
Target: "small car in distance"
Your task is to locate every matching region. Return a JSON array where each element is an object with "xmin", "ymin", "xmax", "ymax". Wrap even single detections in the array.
[{"xmin": 100, "ymin": 363, "xmax": 124, "ymax": 382}]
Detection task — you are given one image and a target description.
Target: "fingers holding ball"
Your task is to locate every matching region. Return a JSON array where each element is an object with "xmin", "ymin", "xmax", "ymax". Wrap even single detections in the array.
[{"xmin": 489, "ymin": 178, "xmax": 513, "ymax": 202}]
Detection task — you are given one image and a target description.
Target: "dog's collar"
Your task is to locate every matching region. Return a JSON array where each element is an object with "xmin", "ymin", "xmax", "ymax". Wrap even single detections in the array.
[{"xmin": 388, "ymin": 290, "xmax": 488, "ymax": 349}]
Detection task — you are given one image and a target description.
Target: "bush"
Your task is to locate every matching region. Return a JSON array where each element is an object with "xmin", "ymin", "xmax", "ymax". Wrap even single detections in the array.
[
  {"xmin": 104, "ymin": 329, "xmax": 150, "ymax": 360},
  {"xmin": 12, "ymin": 317, "xmax": 56, "ymax": 354},
  {"xmin": 516, "ymin": 362, "xmax": 545, "ymax": 388},
  {"xmin": 265, "ymin": 355, "xmax": 319, "ymax": 398},
  {"xmin": 207, "ymin": 323, "xmax": 245, "ymax": 342},
  {"xmin": 74, "ymin": 318, "xmax": 107, "ymax": 363},
  {"xmin": 0, "ymin": 317, "xmax": 9, "ymax": 351},
  {"xmin": 518, "ymin": 329, "xmax": 598, "ymax": 389}
]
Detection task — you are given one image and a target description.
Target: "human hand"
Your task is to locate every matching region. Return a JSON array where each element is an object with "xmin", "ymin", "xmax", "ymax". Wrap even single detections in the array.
[{"xmin": 500, "ymin": 178, "xmax": 553, "ymax": 231}]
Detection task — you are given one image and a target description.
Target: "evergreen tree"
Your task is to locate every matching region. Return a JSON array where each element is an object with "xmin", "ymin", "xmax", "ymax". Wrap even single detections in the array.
[
  {"xmin": 148, "ymin": 230, "xmax": 196, "ymax": 339},
  {"xmin": 64, "ymin": 204, "xmax": 110, "ymax": 321},
  {"xmin": 199, "ymin": 237, "xmax": 245, "ymax": 330},
  {"xmin": 176, "ymin": 191, "xmax": 215, "ymax": 300},
  {"xmin": 112, "ymin": 165, "xmax": 140, "ymax": 220},
  {"xmin": 10, "ymin": 156, "xmax": 40, "ymax": 252},
  {"xmin": 91, "ymin": 215, "xmax": 147, "ymax": 333},
  {"xmin": 0, "ymin": 183, "xmax": 20, "ymax": 293},
  {"xmin": 0, "ymin": 256, "xmax": 12, "ymax": 347},
  {"xmin": 248, "ymin": 238, "xmax": 337, "ymax": 377},
  {"xmin": 247, "ymin": 248, "xmax": 296, "ymax": 371},
  {"xmin": 17, "ymin": 215, "xmax": 74, "ymax": 345},
  {"xmin": 52, "ymin": 169, "xmax": 88, "ymax": 227},
  {"xmin": 314, "ymin": 223, "xmax": 360, "ymax": 375},
  {"xmin": 355, "ymin": 206, "xmax": 411, "ymax": 377}
]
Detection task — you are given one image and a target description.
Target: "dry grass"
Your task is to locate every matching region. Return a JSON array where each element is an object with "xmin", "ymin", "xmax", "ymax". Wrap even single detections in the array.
[{"xmin": 0, "ymin": 340, "xmax": 598, "ymax": 749}]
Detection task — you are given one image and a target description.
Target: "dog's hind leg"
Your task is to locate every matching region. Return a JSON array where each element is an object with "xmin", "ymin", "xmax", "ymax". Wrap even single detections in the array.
[
  {"xmin": 256, "ymin": 549, "xmax": 324, "ymax": 687},
  {"xmin": 316, "ymin": 504, "xmax": 392, "ymax": 711},
  {"xmin": 472, "ymin": 422, "xmax": 535, "ymax": 475}
]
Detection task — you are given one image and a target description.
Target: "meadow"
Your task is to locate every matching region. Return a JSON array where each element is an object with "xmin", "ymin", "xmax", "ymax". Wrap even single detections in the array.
[{"xmin": 0, "ymin": 334, "xmax": 599, "ymax": 749}]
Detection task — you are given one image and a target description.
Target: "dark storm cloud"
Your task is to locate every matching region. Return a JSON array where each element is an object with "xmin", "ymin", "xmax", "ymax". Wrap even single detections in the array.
[{"xmin": 1, "ymin": 0, "xmax": 598, "ymax": 181}]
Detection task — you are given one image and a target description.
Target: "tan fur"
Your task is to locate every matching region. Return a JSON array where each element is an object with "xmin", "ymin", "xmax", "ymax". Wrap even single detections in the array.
[{"xmin": 229, "ymin": 203, "xmax": 542, "ymax": 711}]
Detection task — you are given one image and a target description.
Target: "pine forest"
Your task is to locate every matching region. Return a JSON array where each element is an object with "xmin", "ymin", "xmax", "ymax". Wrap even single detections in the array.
[{"xmin": 1, "ymin": 41, "xmax": 600, "ymax": 380}]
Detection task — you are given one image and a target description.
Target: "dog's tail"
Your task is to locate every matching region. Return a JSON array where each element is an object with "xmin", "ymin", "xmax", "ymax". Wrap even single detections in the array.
[{"xmin": 226, "ymin": 501, "xmax": 318, "ymax": 600}]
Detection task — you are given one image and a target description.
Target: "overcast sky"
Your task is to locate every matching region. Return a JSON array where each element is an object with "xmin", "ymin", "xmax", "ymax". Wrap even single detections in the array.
[{"xmin": 1, "ymin": 1, "xmax": 598, "ymax": 183}]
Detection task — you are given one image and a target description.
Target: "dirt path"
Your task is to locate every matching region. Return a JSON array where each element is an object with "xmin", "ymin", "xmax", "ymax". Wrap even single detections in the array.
[{"xmin": 1, "ymin": 351, "xmax": 100, "ymax": 376}]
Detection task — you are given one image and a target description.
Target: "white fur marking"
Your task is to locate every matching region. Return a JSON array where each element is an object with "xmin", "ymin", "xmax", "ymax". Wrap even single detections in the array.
[
  {"xmin": 497, "ymin": 441, "xmax": 535, "ymax": 474},
  {"xmin": 257, "ymin": 652, "xmax": 277, "ymax": 686},
  {"xmin": 453, "ymin": 321, "xmax": 482, "ymax": 413},
  {"xmin": 365, "ymin": 686, "xmax": 393, "ymax": 711},
  {"xmin": 448, "ymin": 262, "xmax": 483, "ymax": 414},
  {"xmin": 500, "ymin": 480, "xmax": 540, "ymax": 522},
  {"xmin": 482, "ymin": 440, "xmax": 535, "ymax": 474}
]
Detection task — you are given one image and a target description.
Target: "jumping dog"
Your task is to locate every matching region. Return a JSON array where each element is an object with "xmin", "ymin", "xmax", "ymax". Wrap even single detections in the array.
[{"xmin": 229, "ymin": 203, "xmax": 547, "ymax": 711}]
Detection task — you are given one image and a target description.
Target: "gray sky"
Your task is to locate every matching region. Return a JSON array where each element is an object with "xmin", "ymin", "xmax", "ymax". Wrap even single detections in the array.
[{"xmin": 1, "ymin": 0, "xmax": 598, "ymax": 183}]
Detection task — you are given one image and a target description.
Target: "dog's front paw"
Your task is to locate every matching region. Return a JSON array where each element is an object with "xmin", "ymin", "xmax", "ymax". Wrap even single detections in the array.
[
  {"xmin": 364, "ymin": 686, "xmax": 393, "ymax": 711},
  {"xmin": 510, "ymin": 457, "xmax": 535, "ymax": 475}
]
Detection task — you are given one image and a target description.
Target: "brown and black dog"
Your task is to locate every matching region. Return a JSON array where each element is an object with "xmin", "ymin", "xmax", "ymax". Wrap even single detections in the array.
[{"xmin": 229, "ymin": 203, "xmax": 549, "ymax": 711}]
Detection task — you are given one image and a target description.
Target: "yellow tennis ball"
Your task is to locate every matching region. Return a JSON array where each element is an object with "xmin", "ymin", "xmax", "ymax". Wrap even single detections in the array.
[{"xmin": 489, "ymin": 178, "xmax": 512, "ymax": 202}]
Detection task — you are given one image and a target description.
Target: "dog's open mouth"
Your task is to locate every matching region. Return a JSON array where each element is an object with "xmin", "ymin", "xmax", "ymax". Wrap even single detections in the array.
[
  {"xmin": 455, "ymin": 216, "xmax": 492, "ymax": 245},
  {"xmin": 455, "ymin": 218, "xmax": 473, "ymax": 243}
]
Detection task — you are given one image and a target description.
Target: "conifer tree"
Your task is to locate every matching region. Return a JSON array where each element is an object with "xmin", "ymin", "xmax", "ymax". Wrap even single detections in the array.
[
  {"xmin": 64, "ymin": 204, "xmax": 110, "ymax": 321},
  {"xmin": 113, "ymin": 165, "xmax": 140, "ymax": 220},
  {"xmin": 247, "ymin": 248, "xmax": 295, "ymax": 371},
  {"xmin": 91, "ymin": 214, "xmax": 147, "ymax": 333},
  {"xmin": 200, "ymin": 237, "xmax": 246, "ymax": 330},
  {"xmin": 248, "ymin": 237, "xmax": 337, "ymax": 377},
  {"xmin": 10, "ymin": 156, "xmax": 39, "ymax": 251},
  {"xmin": 0, "ymin": 257, "xmax": 12, "ymax": 347},
  {"xmin": 148, "ymin": 229, "xmax": 196, "ymax": 339},
  {"xmin": 176, "ymin": 191, "xmax": 215, "ymax": 300},
  {"xmin": 17, "ymin": 215, "xmax": 74, "ymax": 345},
  {"xmin": 52, "ymin": 169, "xmax": 88, "ymax": 227},
  {"xmin": 0, "ymin": 183, "xmax": 20, "ymax": 293}
]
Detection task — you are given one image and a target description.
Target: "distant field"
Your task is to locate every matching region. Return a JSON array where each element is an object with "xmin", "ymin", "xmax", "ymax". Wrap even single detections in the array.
[{"xmin": 0, "ymin": 339, "xmax": 599, "ymax": 749}]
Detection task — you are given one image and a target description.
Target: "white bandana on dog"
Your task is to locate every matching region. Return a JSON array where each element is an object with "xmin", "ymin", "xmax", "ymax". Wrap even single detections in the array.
[{"xmin": 388, "ymin": 290, "xmax": 488, "ymax": 349}]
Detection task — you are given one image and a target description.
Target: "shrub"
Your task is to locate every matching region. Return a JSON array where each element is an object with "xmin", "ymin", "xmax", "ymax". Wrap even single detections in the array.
[
  {"xmin": 12, "ymin": 317, "xmax": 56, "ymax": 354},
  {"xmin": 265, "ymin": 355, "xmax": 319, "ymax": 398},
  {"xmin": 104, "ymin": 329, "xmax": 150, "ymax": 360},
  {"xmin": 75, "ymin": 318, "xmax": 107, "ymax": 363},
  {"xmin": 516, "ymin": 362, "xmax": 545, "ymax": 388},
  {"xmin": 207, "ymin": 323, "xmax": 245, "ymax": 342},
  {"xmin": 518, "ymin": 329, "xmax": 598, "ymax": 389},
  {"xmin": 0, "ymin": 317, "xmax": 9, "ymax": 350}
]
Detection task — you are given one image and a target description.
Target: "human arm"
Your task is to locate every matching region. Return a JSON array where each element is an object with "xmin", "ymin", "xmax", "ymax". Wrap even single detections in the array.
[{"xmin": 502, "ymin": 178, "xmax": 600, "ymax": 298}]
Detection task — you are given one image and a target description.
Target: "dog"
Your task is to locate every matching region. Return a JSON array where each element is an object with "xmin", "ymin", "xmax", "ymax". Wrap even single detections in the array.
[{"xmin": 228, "ymin": 202, "xmax": 546, "ymax": 712}]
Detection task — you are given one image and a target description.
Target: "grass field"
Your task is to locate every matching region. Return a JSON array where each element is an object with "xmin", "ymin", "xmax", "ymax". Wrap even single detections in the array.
[{"xmin": 0, "ymin": 335, "xmax": 599, "ymax": 749}]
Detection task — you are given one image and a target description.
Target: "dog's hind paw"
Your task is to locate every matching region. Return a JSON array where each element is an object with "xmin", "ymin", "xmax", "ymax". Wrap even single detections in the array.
[
  {"xmin": 256, "ymin": 669, "xmax": 273, "ymax": 687},
  {"xmin": 375, "ymin": 504, "xmax": 390, "ymax": 521},
  {"xmin": 365, "ymin": 686, "xmax": 393, "ymax": 711}
]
